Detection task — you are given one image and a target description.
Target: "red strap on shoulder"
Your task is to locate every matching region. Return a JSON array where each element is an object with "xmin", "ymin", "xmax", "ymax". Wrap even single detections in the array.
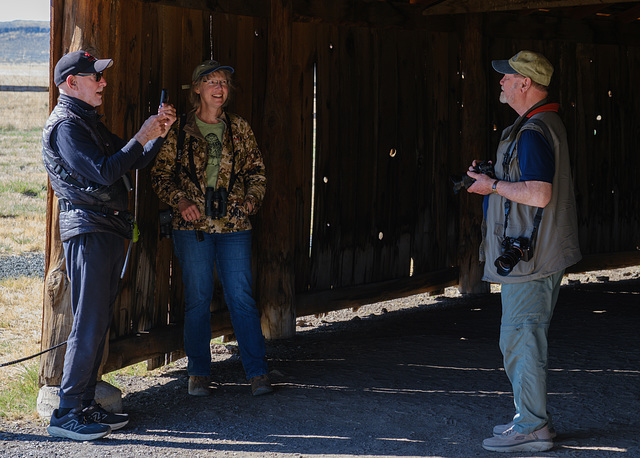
[{"xmin": 526, "ymin": 103, "xmax": 560, "ymax": 118}]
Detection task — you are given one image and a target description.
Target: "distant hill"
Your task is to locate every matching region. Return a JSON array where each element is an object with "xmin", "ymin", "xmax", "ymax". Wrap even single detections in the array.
[{"xmin": 0, "ymin": 20, "xmax": 50, "ymax": 64}]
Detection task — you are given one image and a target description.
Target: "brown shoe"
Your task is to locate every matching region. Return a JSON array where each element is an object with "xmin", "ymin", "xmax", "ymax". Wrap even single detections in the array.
[
  {"xmin": 250, "ymin": 374, "xmax": 274, "ymax": 396},
  {"xmin": 188, "ymin": 376, "xmax": 210, "ymax": 396}
]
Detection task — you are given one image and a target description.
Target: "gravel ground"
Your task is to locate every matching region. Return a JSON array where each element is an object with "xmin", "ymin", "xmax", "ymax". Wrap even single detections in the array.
[
  {"xmin": 0, "ymin": 266, "xmax": 639, "ymax": 457},
  {"xmin": 0, "ymin": 253, "xmax": 45, "ymax": 280}
]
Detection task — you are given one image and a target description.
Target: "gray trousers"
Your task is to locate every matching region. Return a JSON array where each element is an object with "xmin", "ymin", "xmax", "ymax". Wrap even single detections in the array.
[
  {"xmin": 59, "ymin": 232, "xmax": 124, "ymax": 410},
  {"xmin": 500, "ymin": 269, "xmax": 564, "ymax": 434}
]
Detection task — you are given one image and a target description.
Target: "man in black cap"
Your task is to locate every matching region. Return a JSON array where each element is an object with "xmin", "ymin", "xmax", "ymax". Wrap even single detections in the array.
[
  {"xmin": 466, "ymin": 50, "xmax": 581, "ymax": 452},
  {"xmin": 42, "ymin": 50, "xmax": 176, "ymax": 441}
]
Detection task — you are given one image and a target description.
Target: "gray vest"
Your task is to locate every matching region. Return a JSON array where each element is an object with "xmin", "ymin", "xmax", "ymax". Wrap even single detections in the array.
[{"xmin": 481, "ymin": 103, "xmax": 581, "ymax": 283}]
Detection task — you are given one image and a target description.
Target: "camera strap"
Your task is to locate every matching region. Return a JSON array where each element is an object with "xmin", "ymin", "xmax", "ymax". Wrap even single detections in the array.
[
  {"xmin": 502, "ymin": 200, "xmax": 544, "ymax": 248},
  {"xmin": 224, "ymin": 112, "xmax": 237, "ymax": 195},
  {"xmin": 500, "ymin": 100, "xmax": 555, "ymax": 247},
  {"xmin": 174, "ymin": 113, "xmax": 196, "ymax": 188},
  {"xmin": 174, "ymin": 112, "xmax": 237, "ymax": 196},
  {"xmin": 501, "ymin": 101, "xmax": 555, "ymax": 173}
]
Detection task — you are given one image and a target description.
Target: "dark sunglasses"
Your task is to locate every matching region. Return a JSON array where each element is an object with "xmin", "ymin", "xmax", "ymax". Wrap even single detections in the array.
[{"xmin": 77, "ymin": 72, "xmax": 104, "ymax": 82}]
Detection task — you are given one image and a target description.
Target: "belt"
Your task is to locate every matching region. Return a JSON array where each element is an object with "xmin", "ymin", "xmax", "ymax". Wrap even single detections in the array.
[{"xmin": 58, "ymin": 199, "xmax": 123, "ymax": 217}]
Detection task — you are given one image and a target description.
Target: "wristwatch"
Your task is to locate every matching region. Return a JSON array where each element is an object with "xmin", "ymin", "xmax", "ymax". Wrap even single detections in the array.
[{"xmin": 492, "ymin": 180, "xmax": 499, "ymax": 194}]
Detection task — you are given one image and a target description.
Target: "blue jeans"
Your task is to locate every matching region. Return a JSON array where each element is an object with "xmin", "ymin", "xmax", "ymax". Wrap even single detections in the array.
[
  {"xmin": 500, "ymin": 269, "xmax": 564, "ymax": 434},
  {"xmin": 172, "ymin": 229, "xmax": 268, "ymax": 379}
]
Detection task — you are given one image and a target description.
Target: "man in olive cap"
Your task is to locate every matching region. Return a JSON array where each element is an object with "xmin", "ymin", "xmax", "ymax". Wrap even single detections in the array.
[
  {"xmin": 466, "ymin": 50, "xmax": 581, "ymax": 452},
  {"xmin": 43, "ymin": 50, "xmax": 176, "ymax": 441}
]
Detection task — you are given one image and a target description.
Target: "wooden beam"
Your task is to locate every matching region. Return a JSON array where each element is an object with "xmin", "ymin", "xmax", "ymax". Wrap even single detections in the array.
[
  {"xmin": 103, "ymin": 311, "xmax": 234, "ymax": 373},
  {"xmin": 137, "ymin": 0, "xmax": 269, "ymax": 18},
  {"xmin": 616, "ymin": 4, "xmax": 640, "ymax": 22},
  {"xmin": 483, "ymin": 10, "xmax": 640, "ymax": 45},
  {"xmin": 562, "ymin": 4, "xmax": 607, "ymax": 19},
  {"xmin": 292, "ymin": 0, "xmax": 455, "ymax": 29},
  {"xmin": 421, "ymin": 0, "xmax": 640, "ymax": 15},
  {"xmin": 566, "ymin": 251, "xmax": 640, "ymax": 274},
  {"xmin": 137, "ymin": 0, "xmax": 451, "ymax": 30},
  {"xmin": 295, "ymin": 267, "xmax": 459, "ymax": 318}
]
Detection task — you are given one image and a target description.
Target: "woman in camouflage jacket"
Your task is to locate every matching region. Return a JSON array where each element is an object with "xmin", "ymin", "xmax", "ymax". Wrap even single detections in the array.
[{"xmin": 150, "ymin": 60, "xmax": 272, "ymax": 397}]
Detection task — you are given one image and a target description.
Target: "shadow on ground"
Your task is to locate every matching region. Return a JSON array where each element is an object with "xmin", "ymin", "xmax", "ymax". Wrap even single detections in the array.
[{"xmin": 1, "ymin": 278, "xmax": 639, "ymax": 457}]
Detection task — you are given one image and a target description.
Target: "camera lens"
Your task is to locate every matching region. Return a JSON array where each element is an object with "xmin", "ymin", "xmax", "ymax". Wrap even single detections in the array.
[{"xmin": 494, "ymin": 247, "xmax": 523, "ymax": 277}]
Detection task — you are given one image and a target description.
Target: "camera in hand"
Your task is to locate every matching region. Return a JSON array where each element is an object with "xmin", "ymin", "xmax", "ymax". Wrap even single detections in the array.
[
  {"xmin": 495, "ymin": 236, "xmax": 532, "ymax": 276},
  {"xmin": 451, "ymin": 161, "xmax": 496, "ymax": 194},
  {"xmin": 159, "ymin": 209, "xmax": 173, "ymax": 238},
  {"xmin": 205, "ymin": 187, "xmax": 228, "ymax": 219}
]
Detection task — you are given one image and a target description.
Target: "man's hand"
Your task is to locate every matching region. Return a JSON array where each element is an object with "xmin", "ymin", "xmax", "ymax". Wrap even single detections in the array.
[
  {"xmin": 158, "ymin": 103, "xmax": 177, "ymax": 137},
  {"xmin": 467, "ymin": 158, "xmax": 552, "ymax": 208},
  {"xmin": 134, "ymin": 104, "xmax": 177, "ymax": 145},
  {"xmin": 178, "ymin": 197, "xmax": 201, "ymax": 222},
  {"xmin": 467, "ymin": 171, "xmax": 494, "ymax": 196},
  {"xmin": 466, "ymin": 159, "xmax": 494, "ymax": 196}
]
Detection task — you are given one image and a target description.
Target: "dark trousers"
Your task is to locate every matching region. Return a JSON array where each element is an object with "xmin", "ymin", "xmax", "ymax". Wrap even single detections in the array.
[{"xmin": 59, "ymin": 232, "xmax": 124, "ymax": 410}]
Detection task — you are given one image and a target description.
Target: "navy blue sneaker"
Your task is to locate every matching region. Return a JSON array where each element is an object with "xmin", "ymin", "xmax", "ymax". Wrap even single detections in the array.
[
  {"xmin": 82, "ymin": 401, "xmax": 129, "ymax": 430},
  {"xmin": 47, "ymin": 408, "xmax": 111, "ymax": 441}
]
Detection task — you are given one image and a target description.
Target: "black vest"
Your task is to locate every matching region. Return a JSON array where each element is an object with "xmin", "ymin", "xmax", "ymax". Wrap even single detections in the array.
[{"xmin": 42, "ymin": 95, "xmax": 132, "ymax": 241}]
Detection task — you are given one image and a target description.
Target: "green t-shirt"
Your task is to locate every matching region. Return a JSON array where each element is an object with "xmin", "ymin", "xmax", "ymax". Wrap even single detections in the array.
[{"xmin": 196, "ymin": 115, "xmax": 225, "ymax": 188}]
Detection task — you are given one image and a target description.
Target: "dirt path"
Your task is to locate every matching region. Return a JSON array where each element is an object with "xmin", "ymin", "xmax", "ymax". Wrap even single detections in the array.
[{"xmin": 1, "ymin": 270, "xmax": 639, "ymax": 457}]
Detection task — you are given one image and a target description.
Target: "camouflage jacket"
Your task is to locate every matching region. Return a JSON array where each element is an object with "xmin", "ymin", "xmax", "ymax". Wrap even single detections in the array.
[{"xmin": 150, "ymin": 110, "xmax": 266, "ymax": 233}]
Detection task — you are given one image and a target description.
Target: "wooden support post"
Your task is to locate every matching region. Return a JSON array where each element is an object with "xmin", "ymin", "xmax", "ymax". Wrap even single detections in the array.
[
  {"xmin": 39, "ymin": 195, "xmax": 72, "ymax": 386},
  {"xmin": 457, "ymin": 14, "xmax": 490, "ymax": 294},
  {"xmin": 255, "ymin": 0, "xmax": 297, "ymax": 339},
  {"xmin": 39, "ymin": 0, "xmax": 69, "ymax": 387}
]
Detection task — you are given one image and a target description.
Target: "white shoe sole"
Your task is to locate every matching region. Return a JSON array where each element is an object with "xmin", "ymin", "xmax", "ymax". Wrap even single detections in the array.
[
  {"xmin": 493, "ymin": 423, "xmax": 557, "ymax": 439},
  {"xmin": 482, "ymin": 440, "xmax": 553, "ymax": 453},
  {"xmin": 102, "ymin": 419, "xmax": 129, "ymax": 431},
  {"xmin": 47, "ymin": 425, "xmax": 111, "ymax": 441}
]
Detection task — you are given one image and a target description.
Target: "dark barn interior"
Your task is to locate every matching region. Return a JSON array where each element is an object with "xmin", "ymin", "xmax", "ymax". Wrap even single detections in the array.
[{"xmin": 39, "ymin": 0, "xmax": 640, "ymax": 385}]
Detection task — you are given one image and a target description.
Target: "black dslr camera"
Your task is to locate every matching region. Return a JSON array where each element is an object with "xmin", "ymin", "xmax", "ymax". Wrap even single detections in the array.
[
  {"xmin": 205, "ymin": 187, "xmax": 228, "ymax": 219},
  {"xmin": 495, "ymin": 236, "xmax": 533, "ymax": 276},
  {"xmin": 158, "ymin": 209, "xmax": 173, "ymax": 238},
  {"xmin": 451, "ymin": 161, "xmax": 496, "ymax": 194}
]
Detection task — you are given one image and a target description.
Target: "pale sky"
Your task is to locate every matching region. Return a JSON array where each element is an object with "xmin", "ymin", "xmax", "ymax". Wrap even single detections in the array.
[{"xmin": 0, "ymin": 0, "xmax": 50, "ymax": 22}]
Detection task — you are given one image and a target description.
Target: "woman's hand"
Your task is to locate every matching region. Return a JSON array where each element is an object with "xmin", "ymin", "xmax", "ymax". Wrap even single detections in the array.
[
  {"xmin": 178, "ymin": 197, "xmax": 201, "ymax": 222},
  {"xmin": 244, "ymin": 195, "xmax": 258, "ymax": 215}
]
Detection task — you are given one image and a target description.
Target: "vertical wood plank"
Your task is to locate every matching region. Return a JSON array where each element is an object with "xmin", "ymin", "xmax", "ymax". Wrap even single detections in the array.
[
  {"xmin": 256, "ymin": 0, "xmax": 296, "ymax": 339},
  {"xmin": 458, "ymin": 14, "xmax": 489, "ymax": 293},
  {"xmin": 291, "ymin": 22, "xmax": 316, "ymax": 293}
]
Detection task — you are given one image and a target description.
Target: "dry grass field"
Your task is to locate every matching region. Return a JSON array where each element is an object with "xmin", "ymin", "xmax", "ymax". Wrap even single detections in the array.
[
  {"xmin": 0, "ymin": 63, "xmax": 49, "ymax": 131},
  {"xmin": 0, "ymin": 63, "xmax": 49, "ymax": 419}
]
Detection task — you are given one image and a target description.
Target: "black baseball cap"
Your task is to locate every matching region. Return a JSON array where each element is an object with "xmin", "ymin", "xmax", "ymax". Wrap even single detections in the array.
[{"xmin": 54, "ymin": 50, "xmax": 114, "ymax": 87}]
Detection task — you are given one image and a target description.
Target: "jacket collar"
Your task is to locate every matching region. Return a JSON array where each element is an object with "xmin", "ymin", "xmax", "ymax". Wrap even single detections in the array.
[
  {"xmin": 183, "ymin": 108, "xmax": 228, "ymax": 139},
  {"xmin": 58, "ymin": 94, "xmax": 102, "ymax": 121}
]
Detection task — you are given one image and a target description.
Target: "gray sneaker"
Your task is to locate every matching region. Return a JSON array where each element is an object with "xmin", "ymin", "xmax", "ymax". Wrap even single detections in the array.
[
  {"xmin": 83, "ymin": 401, "xmax": 129, "ymax": 430},
  {"xmin": 188, "ymin": 375, "xmax": 210, "ymax": 396},
  {"xmin": 483, "ymin": 425, "xmax": 554, "ymax": 453},
  {"xmin": 493, "ymin": 421, "xmax": 557, "ymax": 438}
]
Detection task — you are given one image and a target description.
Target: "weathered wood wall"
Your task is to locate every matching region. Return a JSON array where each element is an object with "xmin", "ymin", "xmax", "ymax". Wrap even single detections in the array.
[
  {"xmin": 41, "ymin": 0, "xmax": 640, "ymax": 384},
  {"xmin": 42, "ymin": 0, "xmax": 271, "ymax": 382},
  {"xmin": 484, "ymin": 12, "xmax": 640, "ymax": 258}
]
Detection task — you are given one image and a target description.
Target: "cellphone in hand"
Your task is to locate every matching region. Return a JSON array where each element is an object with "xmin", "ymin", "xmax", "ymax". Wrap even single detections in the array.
[{"xmin": 159, "ymin": 89, "xmax": 168, "ymax": 110}]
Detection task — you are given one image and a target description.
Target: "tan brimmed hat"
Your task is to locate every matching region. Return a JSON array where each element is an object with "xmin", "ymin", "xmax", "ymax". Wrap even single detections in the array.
[{"xmin": 491, "ymin": 50, "xmax": 554, "ymax": 86}]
